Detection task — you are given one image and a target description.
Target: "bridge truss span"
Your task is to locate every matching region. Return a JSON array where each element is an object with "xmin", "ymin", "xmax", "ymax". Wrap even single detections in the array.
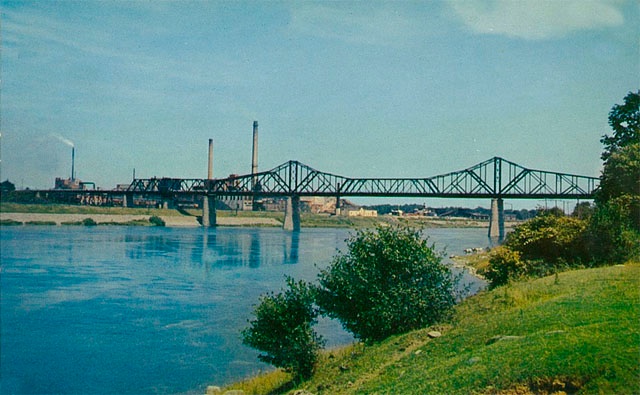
[{"xmin": 126, "ymin": 156, "xmax": 599, "ymax": 200}]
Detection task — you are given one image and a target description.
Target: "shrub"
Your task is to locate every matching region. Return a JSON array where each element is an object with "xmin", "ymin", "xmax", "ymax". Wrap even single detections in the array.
[
  {"xmin": 241, "ymin": 277, "xmax": 323, "ymax": 380},
  {"xmin": 503, "ymin": 213, "xmax": 589, "ymax": 265},
  {"xmin": 587, "ymin": 196, "xmax": 640, "ymax": 263},
  {"xmin": 316, "ymin": 225, "xmax": 457, "ymax": 343},
  {"xmin": 82, "ymin": 218, "xmax": 97, "ymax": 226},
  {"xmin": 484, "ymin": 246, "xmax": 525, "ymax": 288},
  {"xmin": 149, "ymin": 215, "xmax": 165, "ymax": 226}
]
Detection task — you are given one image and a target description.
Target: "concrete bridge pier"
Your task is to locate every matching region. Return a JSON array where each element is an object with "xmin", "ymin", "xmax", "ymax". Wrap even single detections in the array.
[
  {"xmin": 123, "ymin": 193, "xmax": 133, "ymax": 208},
  {"xmin": 283, "ymin": 196, "xmax": 301, "ymax": 231},
  {"xmin": 488, "ymin": 197, "xmax": 505, "ymax": 242},
  {"xmin": 202, "ymin": 195, "xmax": 217, "ymax": 227}
]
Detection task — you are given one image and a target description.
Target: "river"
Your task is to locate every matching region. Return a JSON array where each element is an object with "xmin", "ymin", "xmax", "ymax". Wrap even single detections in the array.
[{"xmin": 1, "ymin": 226, "xmax": 488, "ymax": 395}]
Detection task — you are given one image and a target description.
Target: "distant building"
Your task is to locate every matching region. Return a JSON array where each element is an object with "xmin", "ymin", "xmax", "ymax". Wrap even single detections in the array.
[
  {"xmin": 55, "ymin": 177, "xmax": 83, "ymax": 190},
  {"xmin": 301, "ymin": 196, "xmax": 337, "ymax": 213},
  {"xmin": 347, "ymin": 208, "xmax": 378, "ymax": 217}
]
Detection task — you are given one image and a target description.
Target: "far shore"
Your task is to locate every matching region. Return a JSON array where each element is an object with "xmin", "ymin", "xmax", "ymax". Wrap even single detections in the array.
[
  {"xmin": 0, "ymin": 203, "xmax": 521, "ymax": 229},
  {"xmin": 0, "ymin": 212, "xmax": 281, "ymax": 227}
]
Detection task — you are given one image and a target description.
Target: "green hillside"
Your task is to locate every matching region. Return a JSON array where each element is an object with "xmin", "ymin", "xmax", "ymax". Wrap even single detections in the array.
[{"xmin": 222, "ymin": 263, "xmax": 639, "ymax": 394}]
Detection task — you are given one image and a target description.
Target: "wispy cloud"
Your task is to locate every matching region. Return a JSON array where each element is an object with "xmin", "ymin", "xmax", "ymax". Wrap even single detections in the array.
[
  {"xmin": 288, "ymin": 3, "xmax": 419, "ymax": 47},
  {"xmin": 448, "ymin": 0, "xmax": 625, "ymax": 40},
  {"xmin": 2, "ymin": 5, "xmax": 243, "ymax": 89}
]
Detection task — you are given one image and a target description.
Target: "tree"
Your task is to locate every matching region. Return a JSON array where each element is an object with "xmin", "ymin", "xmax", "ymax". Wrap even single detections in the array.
[
  {"xmin": 596, "ymin": 90, "xmax": 640, "ymax": 230},
  {"xmin": 241, "ymin": 278, "xmax": 323, "ymax": 379},
  {"xmin": 316, "ymin": 225, "xmax": 457, "ymax": 343},
  {"xmin": 600, "ymin": 90, "xmax": 639, "ymax": 163},
  {"xmin": 596, "ymin": 143, "xmax": 640, "ymax": 229},
  {"xmin": 589, "ymin": 91, "xmax": 640, "ymax": 261},
  {"xmin": 572, "ymin": 202, "xmax": 594, "ymax": 220}
]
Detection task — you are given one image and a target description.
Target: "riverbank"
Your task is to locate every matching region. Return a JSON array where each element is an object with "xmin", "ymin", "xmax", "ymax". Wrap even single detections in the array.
[
  {"xmin": 0, "ymin": 203, "xmax": 519, "ymax": 229},
  {"xmin": 217, "ymin": 263, "xmax": 639, "ymax": 394},
  {"xmin": 0, "ymin": 212, "xmax": 283, "ymax": 227}
]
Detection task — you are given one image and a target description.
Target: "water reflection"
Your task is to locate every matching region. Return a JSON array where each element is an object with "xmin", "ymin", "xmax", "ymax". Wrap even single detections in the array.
[
  {"xmin": 2, "ymin": 226, "xmax": 490, "ymax": 395},
  {"xmin": 124, "ymin": 228, "xmax": 302, "ymax": 268}
]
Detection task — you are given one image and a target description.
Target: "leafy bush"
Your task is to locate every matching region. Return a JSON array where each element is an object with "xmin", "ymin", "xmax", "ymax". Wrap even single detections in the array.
[
  {"xmin": 149, "ymin": 215, "xmax": 165, "ymax": 226},
  {"xmin": 82, "ymin": 218, "xmax": 97, "ymax": 226},
  {"xmin": 316, "ymin": 225, "xmax": 457, "ymax": 343},
  {"xmin": 484, "ymin": 246, "xmax": 525, "ymax": 288},
  {"xmin": 503, "ymin": 212, "xmax": 589, "ymax": 265},
  {"xmin": 587, "ymin": 196, "xmax": 640, "ymax": 263},
  {"xmin": 242, "ymin": 277, "xmax": 323, "ymax": 380}
]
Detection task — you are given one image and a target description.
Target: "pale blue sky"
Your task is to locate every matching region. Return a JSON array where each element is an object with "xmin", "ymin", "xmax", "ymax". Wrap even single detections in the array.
[{"xmin": 1, "ymin": 1, "xmax": 638, "ymax": 208}]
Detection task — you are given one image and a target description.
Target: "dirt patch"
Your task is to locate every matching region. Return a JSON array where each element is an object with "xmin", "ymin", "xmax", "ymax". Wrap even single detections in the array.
[{"xmin": 482, "ymin": 377, "xmax": 584, "ymax": 395}]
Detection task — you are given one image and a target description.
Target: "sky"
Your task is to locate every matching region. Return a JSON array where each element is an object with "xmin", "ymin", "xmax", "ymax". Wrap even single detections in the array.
[{"xmin": 1, "ymin": 0, "xmax": 638, "ymax": 209}]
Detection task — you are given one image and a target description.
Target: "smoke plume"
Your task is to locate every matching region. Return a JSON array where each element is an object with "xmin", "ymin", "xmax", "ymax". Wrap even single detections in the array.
[{"xmin": 51, "ymin": 133, "xmax": 74, "ymax": 148}]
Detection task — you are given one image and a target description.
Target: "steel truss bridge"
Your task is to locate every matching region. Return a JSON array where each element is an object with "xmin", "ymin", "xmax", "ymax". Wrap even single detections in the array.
[
  {"xmin": 126, "ymin": 156, "xmax": 598, "ymax": 200},
  {"xmin": 22, "ymin": 157, "xmax": 598, "ymax": 235}
]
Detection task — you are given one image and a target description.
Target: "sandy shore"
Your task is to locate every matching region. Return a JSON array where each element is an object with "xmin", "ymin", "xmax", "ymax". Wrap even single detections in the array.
[{"xmin": 0, "ymin": 212, "xmax": 281, "ymax": 227}]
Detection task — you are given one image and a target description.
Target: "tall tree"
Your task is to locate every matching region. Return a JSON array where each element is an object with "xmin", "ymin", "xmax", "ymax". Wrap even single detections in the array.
[
  {"xmin": 600, "ymin": 90, "xmax": 640, "ymax": 162},
  {"xmin": 590, "ymin": 91, "xmax": 640, "ymax": 260},
  {"xmin": 597, "ymin": 90, "xmax": 640, "ymax": 205}
]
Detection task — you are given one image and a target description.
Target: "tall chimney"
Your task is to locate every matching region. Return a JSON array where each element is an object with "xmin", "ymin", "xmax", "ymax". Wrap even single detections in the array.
[
  {"xmin": 251, "ymin": 121, "xmax": 258, "ymax": 177},
  {"xmin": 71, "ymin": 146, "xmax": 75, "ymax": 181},
  {"xmin": 207, "ymin": 139, "xmax": 214, "ymax": 180}
]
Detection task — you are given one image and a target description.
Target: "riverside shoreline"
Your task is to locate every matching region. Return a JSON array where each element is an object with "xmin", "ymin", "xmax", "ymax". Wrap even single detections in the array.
[{"xmin": 0, "ymin": 212, "xmax": 280, "ymax": 227}]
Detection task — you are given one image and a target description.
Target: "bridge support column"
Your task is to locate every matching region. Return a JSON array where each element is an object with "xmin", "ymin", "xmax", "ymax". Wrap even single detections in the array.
[
  {"xmin": 202, "ymin": 195, "xmax": 217, "ymax": 227},
  {"xmin": 488, "ymin": 197, "xmax": 505, "ymax": 242},
  {"xmin": 283, "ymin": 196, "xmax": 300, "ymax": 231},
  {"xmin": 123, "ymin": 193, "xmax": 132, "ymax": 208},
  {"xmin": 335, "ymin": 195, "xmax": 341, "ymax": 216}
]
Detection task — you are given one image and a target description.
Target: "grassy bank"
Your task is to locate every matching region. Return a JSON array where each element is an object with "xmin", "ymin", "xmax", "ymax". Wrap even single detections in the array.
[
  {"xmin": 0, "ymin": 202, "xmax": 183, "ymax": 217},
  {"xmin": 220, "ymin": 263, "xmax": 639, "ymax": 394},
  {"xmin": 2, "ymin": 203, "xmax": 493, "ymax": 228}
]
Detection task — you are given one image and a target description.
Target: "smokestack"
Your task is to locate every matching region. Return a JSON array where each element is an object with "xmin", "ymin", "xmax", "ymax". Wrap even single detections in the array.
[
  {"xmin": 251, "ymin": 121, "xmax": 258, "ymax": 177},
  {"xmin": 207, "ymin": 139, "xmax": 214, "ymax": 180},
  {"xmin": 71, "ymin": 147, "xmax": 75, "ymax": 181}
]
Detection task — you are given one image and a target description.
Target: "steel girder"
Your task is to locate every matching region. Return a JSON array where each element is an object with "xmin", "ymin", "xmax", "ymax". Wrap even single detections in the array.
[{"xmin": 125, "ymin": 157, "xmax": 599, "ymax": 199}]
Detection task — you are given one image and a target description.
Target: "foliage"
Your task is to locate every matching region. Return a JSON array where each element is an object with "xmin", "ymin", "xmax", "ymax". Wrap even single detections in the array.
[
  {"xmin": 571, "ymin": 201, "xmax": 594, "ymax": 220},
  {"xmin": 316, "ymin": 225, "xmax": 457, "ymax": 343},
  {"xmin": 149, "ymin": 215, "xmax": 166, "ymax": 226},
  {"xmin": 228, "ymin": 265, "xmax": 640, "ymax": 395},
  {"xmin": 596, "ymin": 142, "xmax": 640, "ymax": 232},
  {"xmin": 587, "ymin": 90, "xmax": 640, "ymax": 263},
  {"xmin": 587, "ymin": 196, "xmax": 640, "ymax": 263},
  {"xmin": 600, "ymin": 90, "xmax": 639, "ymax": 163},
  {"xmin": 242, "ymin": 277, "xmax": 324, "ymax": 380},
  {"xmin": 502, "ymin": 212, "xmax": 589, "ymax": 264},
  {"xmin": 82, "ymin": 217, "xmax": 97, "ymax": 226},
  {"xmin": 484, "ymin": 246, "xmax": 525, "ymax": 288},
  {"xmin": 598, "ymin": 142, "xmax": 640, "ymax": 203},
  {"xmin": 596, "ymin": 90, "xmax": 639, "ymax": 235},
  {"xmin": 482, "ymin": 212, "xmax": 592, "ymax": 288}
]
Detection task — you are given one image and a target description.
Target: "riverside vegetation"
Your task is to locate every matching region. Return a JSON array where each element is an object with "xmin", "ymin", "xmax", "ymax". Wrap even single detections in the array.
[
  {"xmin": 0, "ymin": 202, "xmax": 494, "ymax": 228},
  {"xmin": 217, "ymin": 91, "xmax": 640, "ymax": 394},
  {"xmin": 221, "ymin": 263, "xmax": 638, "ymax": 395}
]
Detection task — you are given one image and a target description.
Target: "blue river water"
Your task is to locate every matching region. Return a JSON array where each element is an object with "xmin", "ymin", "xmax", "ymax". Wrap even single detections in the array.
[{"xmin": 1, "ymin": 226, "xmax": 488, "ymax": 395}]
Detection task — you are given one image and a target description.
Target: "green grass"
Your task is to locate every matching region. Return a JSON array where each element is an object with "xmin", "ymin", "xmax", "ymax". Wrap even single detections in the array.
[
  {"xmin": 223, "ymin": 263, "xmax": 640, "ymax": 394},
  {"xmin": 1, "ymin": 203, "xmax": 492, "ymax": 229},
  {"xmin": 0, "ymin": 202, "xmax": 183, "ymax": 216},
  {"xmin": 0, "ymin": 219, "xmax": 23, "ymax": 226}
]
